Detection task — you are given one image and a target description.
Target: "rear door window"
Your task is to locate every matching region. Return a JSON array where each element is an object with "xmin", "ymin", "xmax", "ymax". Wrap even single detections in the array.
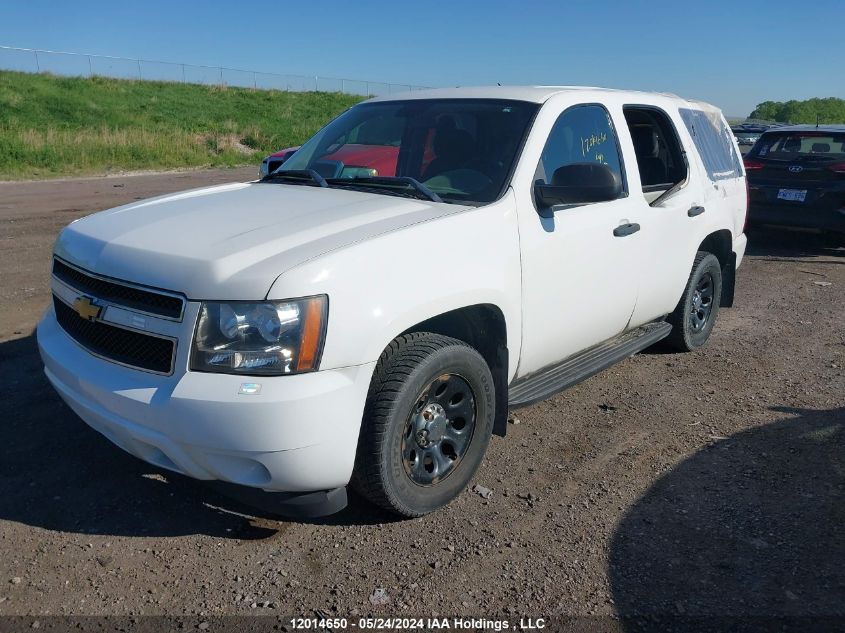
[
  {"xmin": 679, "ymin": 108, "xmax": 743, "ymax": 181},
  {"xmin": 623, "ymin": 106, "xmax": 688, "ymax": 192}
]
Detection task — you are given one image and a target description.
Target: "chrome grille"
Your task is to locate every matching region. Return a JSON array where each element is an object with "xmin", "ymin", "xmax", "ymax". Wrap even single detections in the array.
[
  {"xmin": 52, "ymin": 258, "xmax": 184, "ymax": 320},
  {"xmin": 53, "ymin": 295, "xmax": 176, "ymax": 374}
]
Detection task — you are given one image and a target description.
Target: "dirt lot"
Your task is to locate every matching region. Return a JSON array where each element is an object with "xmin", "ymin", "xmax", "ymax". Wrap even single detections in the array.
[{"xmin": 0, "ymin": 169, "xmax": 843, "ymax": 627}]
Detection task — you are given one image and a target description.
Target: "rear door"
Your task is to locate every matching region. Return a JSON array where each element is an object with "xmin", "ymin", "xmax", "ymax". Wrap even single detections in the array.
[{"xmin": 621, "ymin": 104, "xmax": 706, "ymax": 326}]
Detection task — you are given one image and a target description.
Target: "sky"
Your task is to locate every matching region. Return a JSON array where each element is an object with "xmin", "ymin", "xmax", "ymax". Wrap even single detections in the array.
[{"xmin": 1, "ymin": 0, "xmax": 844, "ymax": 117}]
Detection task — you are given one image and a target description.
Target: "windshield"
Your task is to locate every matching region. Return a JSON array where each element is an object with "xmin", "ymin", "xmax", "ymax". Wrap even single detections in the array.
[
  {"xmin": 751, "ymin": 131, "xmax": 845, "ymax": 160},
  {"xmin": 276, "ymin": 99, "xmax": 539, "ymax": 204}
]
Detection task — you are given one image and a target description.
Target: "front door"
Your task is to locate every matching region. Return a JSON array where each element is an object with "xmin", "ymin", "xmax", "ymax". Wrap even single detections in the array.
[{"xmin": 516, "ymin": 104, "xmax": 641, "ymax": 377}]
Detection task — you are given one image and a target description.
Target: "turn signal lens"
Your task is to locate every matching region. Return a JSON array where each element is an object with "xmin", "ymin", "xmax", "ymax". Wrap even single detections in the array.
[{"xmin": 296, "ymin": 297, "xmax": 327, "ymax": 372}]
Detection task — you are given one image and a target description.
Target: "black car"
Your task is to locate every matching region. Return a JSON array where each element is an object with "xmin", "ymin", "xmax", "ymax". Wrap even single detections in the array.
[{"xmin": 744, "ymin": 125, "xmax": 845, "ymax": 236}]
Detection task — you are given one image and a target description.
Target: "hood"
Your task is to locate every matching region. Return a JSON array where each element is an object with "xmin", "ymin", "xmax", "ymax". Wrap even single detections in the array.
[{"xmin": 56, "ymin": 181, "xmax": 468, "ymax": 300}]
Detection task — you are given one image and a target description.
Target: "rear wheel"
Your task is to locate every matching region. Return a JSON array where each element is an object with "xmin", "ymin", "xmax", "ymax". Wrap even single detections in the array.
[
  {"xmin": 352, "ymin": 333, "xmax": 495, "ymax": 517},
  {"xmin": 665, "ymin": 251, "xmax": 722, "ymax": 352}
]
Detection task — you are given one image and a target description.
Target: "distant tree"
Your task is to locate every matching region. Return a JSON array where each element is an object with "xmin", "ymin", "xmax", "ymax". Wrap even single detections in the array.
[
  {"xmin": 749, "ymin": 98, "xmax": 845, "ymax": 124},
  {"xmin": 750, "ymin": 101, "xmax": 780, "ymax": 121}
]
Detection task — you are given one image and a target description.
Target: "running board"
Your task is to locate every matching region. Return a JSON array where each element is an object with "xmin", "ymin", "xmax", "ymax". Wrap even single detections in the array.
[{"xmin": 508, "ymin": 321, "xmax": 672, "ymax": 408}]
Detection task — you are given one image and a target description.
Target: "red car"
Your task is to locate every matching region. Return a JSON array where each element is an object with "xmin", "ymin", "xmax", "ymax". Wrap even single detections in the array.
[
  {"xmin": 260, "ymin": 144, "xmax": 401, "ymax": 179},
  {"xmin": 259, "ymin": 147, "xmax": 299, "ymax": 177},
  {"xmin": 258, "ymin": 113, "xmax": 455, "ymax": 180}
]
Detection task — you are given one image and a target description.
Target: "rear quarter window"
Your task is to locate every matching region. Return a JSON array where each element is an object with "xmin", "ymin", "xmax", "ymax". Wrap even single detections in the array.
[{"xmin": 679, "ymin": 108, "xmax": 743, "ymax": 181}]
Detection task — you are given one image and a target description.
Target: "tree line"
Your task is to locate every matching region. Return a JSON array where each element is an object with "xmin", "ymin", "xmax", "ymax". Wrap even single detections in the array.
[{"xmin": 749, "ymin": 98, "xmax": 845, "ymax": 124}]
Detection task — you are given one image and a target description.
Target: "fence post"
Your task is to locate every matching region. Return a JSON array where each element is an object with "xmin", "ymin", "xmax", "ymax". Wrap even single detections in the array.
[
  {"xmin": 33, "ymin": 49, "xmax": 40, "ymax": 72},
  {"xmin": 315, "ymin": 76, "xmax": 318, "ymax": 92},
  {"xmin": 137, "ymin": 59, "xmax": 142, "ymax": 80},
  {"xmin": 87, "ymin": 56, "xmax": 93, "ymax": 76},
  {"xmin": 181, "ymin": 64, "xmax": 186, "ymax": 83},
  {"xmin": 219, "ymin": 66, "xmax": 223, "ymax": 86},
  {"xmin": 253, "ymin": 72, "xmax": 257, "ymax": 90},
  {"xmin": 365, "ymin": 81, "xmax": 369, "ymax": 97}
]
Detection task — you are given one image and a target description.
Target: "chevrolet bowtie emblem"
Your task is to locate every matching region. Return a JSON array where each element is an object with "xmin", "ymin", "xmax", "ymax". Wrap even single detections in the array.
[{"xmin": 73, "ymin": 296, "xmax": 102, "ymax": 321}]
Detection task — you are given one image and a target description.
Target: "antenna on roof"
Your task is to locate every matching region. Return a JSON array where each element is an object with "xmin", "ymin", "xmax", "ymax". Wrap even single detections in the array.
[{"xmin": 497, "ymin": 82, "xmax": 501, "ymax": 86}]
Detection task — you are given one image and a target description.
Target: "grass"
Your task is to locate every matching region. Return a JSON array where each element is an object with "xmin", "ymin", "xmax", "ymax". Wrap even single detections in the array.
[{"xmin": 0, "ymin": 70, "xmax": 364, "ymax": 180}]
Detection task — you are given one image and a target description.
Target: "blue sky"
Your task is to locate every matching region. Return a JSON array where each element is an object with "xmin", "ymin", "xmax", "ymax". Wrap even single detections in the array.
[{"xmin": 1, "ymin": 0, "xmax": 843, "ymax": 116}]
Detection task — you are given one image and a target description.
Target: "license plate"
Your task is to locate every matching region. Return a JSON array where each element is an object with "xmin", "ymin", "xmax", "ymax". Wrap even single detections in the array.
[{"xmin": 777, "ymin": 188, "xmax": 807, "ymax": 202}]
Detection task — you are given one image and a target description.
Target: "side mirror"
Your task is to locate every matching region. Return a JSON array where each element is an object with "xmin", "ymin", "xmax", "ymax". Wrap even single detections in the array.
[{"xmin": 534, "ymin": 163, "xmax": 623, "ymax": 208}]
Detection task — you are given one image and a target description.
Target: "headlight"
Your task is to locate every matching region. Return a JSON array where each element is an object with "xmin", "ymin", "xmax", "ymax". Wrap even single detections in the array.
[{"xmin": 190, "ymin": 296, "xmax": 327, "ymax": 375}]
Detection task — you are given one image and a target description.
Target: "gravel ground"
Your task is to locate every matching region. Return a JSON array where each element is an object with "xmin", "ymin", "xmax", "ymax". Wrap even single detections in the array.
[{"xmin": 0, "ymin": 169, "xmax": 843, "ymax": 627}]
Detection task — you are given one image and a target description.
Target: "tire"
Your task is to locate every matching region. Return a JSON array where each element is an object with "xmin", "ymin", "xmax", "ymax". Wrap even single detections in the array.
[
  {"xmin": 352, "ymin": 332, "xmax": 495, "ymax": 517},
  {"xmin": 664, "ymin": 251, "xmax": 722, "ymax": 352}
]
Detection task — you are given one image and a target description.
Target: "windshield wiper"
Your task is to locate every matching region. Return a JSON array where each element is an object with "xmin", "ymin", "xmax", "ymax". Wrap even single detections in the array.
[
  {"xmin": 261, "ymin": 169, "xmax": 328, "ymax": 188},
  {"xmin": 326, "ymin": 176, "xmax": 443, "ymax": 203}
]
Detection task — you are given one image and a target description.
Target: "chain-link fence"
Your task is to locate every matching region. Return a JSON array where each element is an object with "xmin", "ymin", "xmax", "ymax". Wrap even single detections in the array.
[{"xmin": 0, "ymin": 45, "xmax": 429, "ymax": 96}]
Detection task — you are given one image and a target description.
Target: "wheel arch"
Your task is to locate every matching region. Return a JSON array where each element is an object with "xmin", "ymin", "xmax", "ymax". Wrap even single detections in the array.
[
  {"xmin": 398, "ymin": 304, "xmax": 510, "ymax": 438},
  {"xmin": 697, "ymin": 229, "xmax": 736, "ymax": 307}
]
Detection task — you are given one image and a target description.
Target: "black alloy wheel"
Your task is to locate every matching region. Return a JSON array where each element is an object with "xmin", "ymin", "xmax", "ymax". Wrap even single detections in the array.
[
  {"xmin": 402, "ymin": 373, "xmax": 477, "ymax": 486},
  {"xmin": 665, "ymin": 251, "xmax": 723, "ymax": 352}
]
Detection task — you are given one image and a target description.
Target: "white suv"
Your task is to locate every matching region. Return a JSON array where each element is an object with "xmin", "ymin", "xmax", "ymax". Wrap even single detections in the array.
[{"xmin": 38, "ymin": 87, "xmax": 748, "ymax": 517}]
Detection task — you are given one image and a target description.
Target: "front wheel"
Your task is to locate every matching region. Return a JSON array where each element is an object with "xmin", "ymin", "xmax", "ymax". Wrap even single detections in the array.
[
  {"xmin": 352, "ymin": 333, "xmax": 495, "ymax": 517},
  {"xmin": 664, "ymin": 251, "xmax": 723, "ymax": 352}
]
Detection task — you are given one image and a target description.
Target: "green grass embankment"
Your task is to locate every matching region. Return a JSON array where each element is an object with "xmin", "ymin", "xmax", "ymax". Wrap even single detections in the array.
[{"xmin": 0, "ymin": 70, "xmax": 363, "ymax": 179}]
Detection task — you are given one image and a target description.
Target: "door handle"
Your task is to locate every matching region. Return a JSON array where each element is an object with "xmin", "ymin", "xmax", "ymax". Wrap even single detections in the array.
[
  {"xmin": 687, "ymin": 205, "xmax": 705, "ymax": 217},
  {"xmin": 613, "ymin": 222, "xmax": 640, "ymax": 237}
]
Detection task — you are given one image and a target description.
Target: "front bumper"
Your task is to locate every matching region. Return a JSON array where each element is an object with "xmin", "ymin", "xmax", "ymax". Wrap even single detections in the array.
[{"xmin": 37, "ymin": 307, "xmax": 376, "ymax": 493}]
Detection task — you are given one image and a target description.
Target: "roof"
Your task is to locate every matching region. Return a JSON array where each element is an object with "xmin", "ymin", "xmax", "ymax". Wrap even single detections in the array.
[
  {"xmin": 365, "ymin": 85, "xmax": 692, "ymax": 105},
  {"xmin": 760, "ymin": 124, "xmax": 845, "ymax": 133}
]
